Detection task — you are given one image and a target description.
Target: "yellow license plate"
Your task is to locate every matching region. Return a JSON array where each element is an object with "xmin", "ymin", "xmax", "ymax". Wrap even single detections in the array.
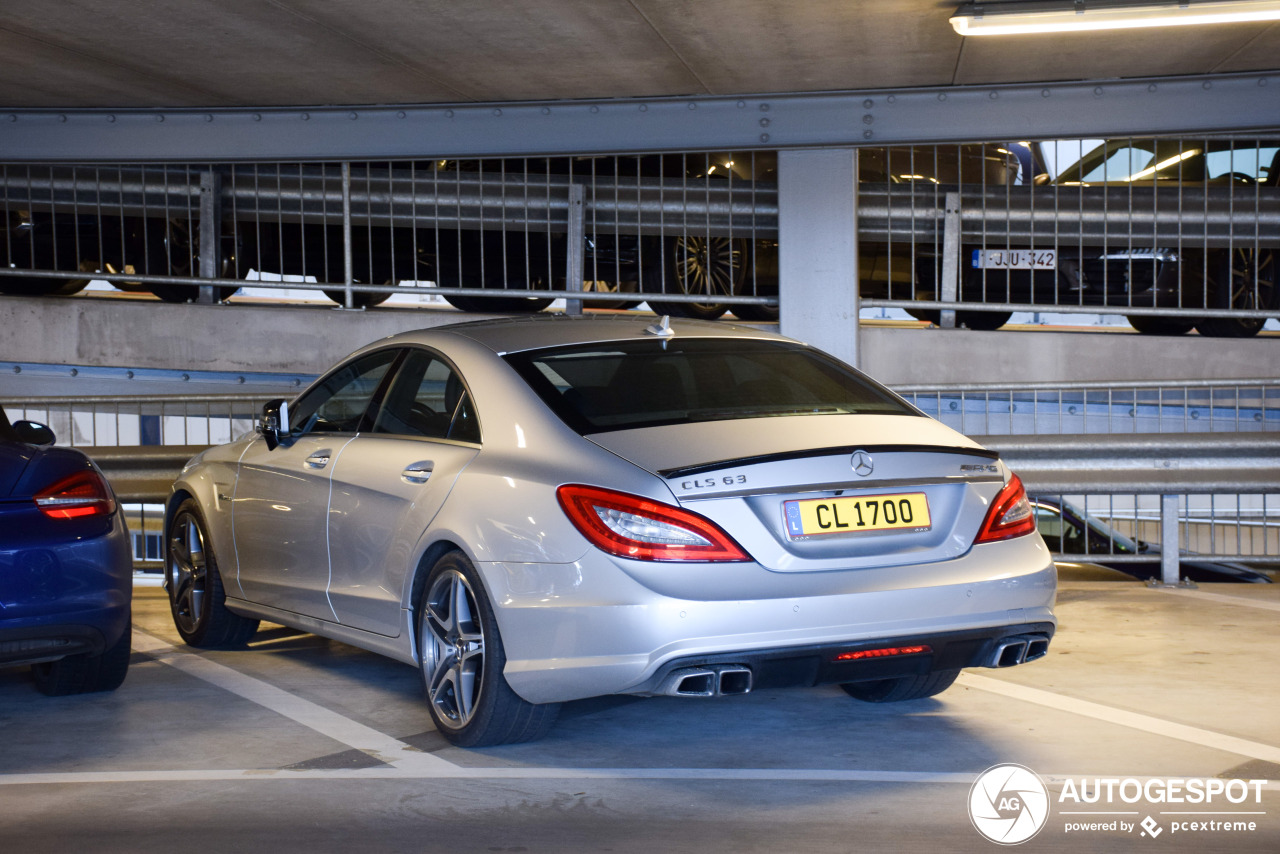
[{"xmin": 783, "ymin": 493, "xmax": 931, "ymax": 538}]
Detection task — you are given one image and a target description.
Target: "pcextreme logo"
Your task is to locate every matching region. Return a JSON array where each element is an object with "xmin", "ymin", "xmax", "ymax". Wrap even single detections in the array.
[{"xmin": 967, "ymin": 764, "xmax": 1270, "ymax": 846}]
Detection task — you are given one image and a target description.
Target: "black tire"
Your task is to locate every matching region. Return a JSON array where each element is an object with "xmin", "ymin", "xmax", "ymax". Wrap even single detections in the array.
[
  {"xmin": 1195, "ymin": 248, "xmax": 1276, "ymax": 338},
  {"xmin": 647, "ymin": 235, "xmax": 748, "ymax": 320},
  {"xmin": 1125, "ymin": 315, "xmax": 1195, "ymax": 335},
  {"xmin": 0, "ymin": 274, "xmax": 90, "ymax": 297},
  {"xmin": 146, "ymin": 218, "xmax": 239, "ymax": 304},
  {"xmin": 840, "ymin": 669, "xmax": 960, "ymax": 703},
  {"xmin": 731, "ymin": 304, "xmax": 779, "ymax": 322},
  {"xmin": 166, "ymin": 499, "xmax": 259, "ymax": 648},
  {"xmin": 32, "ymin": 618, "xmax": 132, "ymax": 695},
  {"xmin": 910, "ymin": 309, "xmax": 1012, "ymax": 331},
  {"xmin": 417, "ymin": 550, "xmax": 559, "ymax": 747},
  {"xmin": 580, "ymin": 278, "xmax": 641, "ymax": 310},
  {"xmin": 322, "ymin": 283, "xmax": 394, "ymax": 308},
  {"xmin": 443, "ymin": 294, "xmax": 555, "ymax": 314}
]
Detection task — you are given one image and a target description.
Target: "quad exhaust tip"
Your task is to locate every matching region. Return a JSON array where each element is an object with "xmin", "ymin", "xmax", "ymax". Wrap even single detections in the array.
[
  {"xmin": 661, "ymin": 665, "xmax": 753, "ymax": 697},
  {"xmin": 988, "ymin": 634, "xmax": 1051, "ymax": 668}
]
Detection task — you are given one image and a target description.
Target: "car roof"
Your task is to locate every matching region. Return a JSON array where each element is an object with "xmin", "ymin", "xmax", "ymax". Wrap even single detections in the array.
[{"xmin": 381, "ymin": 313, "xmax": 796, "ymax": 355}]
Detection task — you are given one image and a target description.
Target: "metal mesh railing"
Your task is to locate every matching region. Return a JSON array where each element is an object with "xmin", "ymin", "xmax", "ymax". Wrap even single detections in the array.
[
  {"xmin": 897, "ymin": 378, "xmax": 1280, "ymax": 435},
  {"xmin": 5, "ymin": 379, "xmax": 1277, "ymax": 448},
  {"xmin": 0, "ymin": 393, "xmax": 263, "ymax": 447},
  {"xmin": 4, "ymin": 137, "xmax": 1276, "ymax": 333}
]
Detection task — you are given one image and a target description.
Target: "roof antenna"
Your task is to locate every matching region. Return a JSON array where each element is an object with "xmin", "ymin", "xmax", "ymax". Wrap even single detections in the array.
[{"xmin": 644, "ymin": 315, "xmax": 675, "ymax": 337}]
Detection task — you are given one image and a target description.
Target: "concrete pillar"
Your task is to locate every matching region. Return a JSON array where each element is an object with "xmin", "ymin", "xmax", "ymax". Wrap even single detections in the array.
[{"xmin": 777, "ymin": 148, "xmax": 859, "ymax": 367}]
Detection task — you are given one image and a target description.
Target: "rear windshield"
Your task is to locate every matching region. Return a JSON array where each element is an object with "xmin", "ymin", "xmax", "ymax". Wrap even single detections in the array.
[{"xmin": 504, "ymin": 338, "xmax": 916, "ymax": 434}]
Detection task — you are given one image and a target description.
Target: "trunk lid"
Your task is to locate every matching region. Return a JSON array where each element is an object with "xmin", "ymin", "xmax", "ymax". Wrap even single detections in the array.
[{"xmin": 589, "ymin": 414, "xmax": 1007, "ymax": 571}]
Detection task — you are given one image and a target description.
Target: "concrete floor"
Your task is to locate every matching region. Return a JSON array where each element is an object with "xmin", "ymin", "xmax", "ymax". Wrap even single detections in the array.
[{"xmin": 2, "ymin": 581, "xmax": 1278, "ymax": 853}]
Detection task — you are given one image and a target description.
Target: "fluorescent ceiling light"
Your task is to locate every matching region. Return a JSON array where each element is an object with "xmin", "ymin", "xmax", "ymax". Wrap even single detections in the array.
[{"xmin": 950, "ymin": 0, "xmax": 1280, "ymax": 36}]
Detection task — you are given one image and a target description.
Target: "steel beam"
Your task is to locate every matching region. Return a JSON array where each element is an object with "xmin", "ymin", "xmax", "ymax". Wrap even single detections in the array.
[
  {"xmin": 778, "ymin": 149, "xmax": 859, "ymax": 366},
  {"xmin": 1, "ymin": 73, "xmax": 1277, "ymax": 162}
]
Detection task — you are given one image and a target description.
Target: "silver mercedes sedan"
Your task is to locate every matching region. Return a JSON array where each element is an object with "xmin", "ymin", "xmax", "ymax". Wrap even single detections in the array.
[{"xmin": 165, "ymin": 315, "xmax": 1056, "ymax": 746}]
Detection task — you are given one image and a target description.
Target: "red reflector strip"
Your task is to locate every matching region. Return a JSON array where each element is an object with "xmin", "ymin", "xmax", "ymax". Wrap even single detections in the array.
[
  {"xmin": 833, "ymin": 644, "xmax": 932, "ymax": 662},
  {"xmin": 39, "ymin": 504, "xmax": 104, "ymax": 520}
]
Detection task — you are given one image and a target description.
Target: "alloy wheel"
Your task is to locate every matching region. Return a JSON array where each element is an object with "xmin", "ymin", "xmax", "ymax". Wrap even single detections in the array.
[
  {"xmin": 421, "ymin": 569, "xmax": 486, "ymax": 730},
  {"xmin": 167, "ymin": 511, "xmax": 207, "ymax": 634},
  {"xmin": 675, "ymin": 235, "xmax": 743, "ymax": 306}
]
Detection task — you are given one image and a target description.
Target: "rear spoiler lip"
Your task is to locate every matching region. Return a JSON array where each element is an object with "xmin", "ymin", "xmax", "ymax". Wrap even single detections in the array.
[{"xmin": 657, "ymin": 444, "xmax": 1001, "ymax": 480}]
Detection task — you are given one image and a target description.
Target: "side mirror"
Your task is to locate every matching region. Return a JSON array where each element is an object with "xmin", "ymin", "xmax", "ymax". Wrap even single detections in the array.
[
  {"xmin": 261, "ymin": 399, "xmax": 291, "ymax": 450},
  {"xmin": 13, "ymin": 420, "xmax": 56, "ymax": 446}
]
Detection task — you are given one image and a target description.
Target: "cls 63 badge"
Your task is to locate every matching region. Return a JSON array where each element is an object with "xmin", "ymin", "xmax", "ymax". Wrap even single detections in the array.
[{"xmin": 681, "ymin": 475, "xmax": 747, "ymax": 490}]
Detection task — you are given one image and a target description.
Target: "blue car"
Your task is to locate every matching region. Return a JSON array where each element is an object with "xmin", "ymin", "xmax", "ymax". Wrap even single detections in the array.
[{"xmin": 0, "ymin": 405, "xmax": 132, "ymax": 694}]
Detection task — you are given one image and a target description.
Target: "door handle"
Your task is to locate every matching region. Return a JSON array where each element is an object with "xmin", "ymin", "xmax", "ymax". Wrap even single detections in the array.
[
  {"xmin": 402, "ymin": 461, "xmax": 434, "ymax": 484},
  {"xmin": 305, "ymin": 450, "xmax": 332, "ymax": 469}
]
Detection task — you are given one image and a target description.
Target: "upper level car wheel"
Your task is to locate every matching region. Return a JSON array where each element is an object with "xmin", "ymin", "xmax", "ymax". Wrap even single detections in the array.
[
  {"xmin": 0, "ymin": 274, "xmax": 90, "ymax": 296},
  {"xmin": 444, "ymin": 294, "xmax": 556, "ymax": 313},
  {"xmin": 418, "ymin": 550, "xmax": 559, "ymax": 747},
  {"xmin": 145, "ymin": 218, "xmax": 239, "ymax": 303},
  {"xmin": 166, "ymin": 499, "xmax": 260, "ymax": 648},
  {"xmin": 647, "ymin": 235, "xmax": 748, "ymax": 320},
  {"xmin": 1125, "ymin": 315, "xmax": 1195, "ymax": 335},
  {"xmin": 580, "ymin": 278, "xmax": 641, "ymax": 310},
  {"xmin": 1195, "ymin": 247, "xmax": 1276, "ymax": 338},
  {"xmin": 322, "ymin": 280, "xmax": 394, "ymax": 308},
  {"xmin": 908, "ymin": 308, "xmax": 1012, "ymax": 331}
]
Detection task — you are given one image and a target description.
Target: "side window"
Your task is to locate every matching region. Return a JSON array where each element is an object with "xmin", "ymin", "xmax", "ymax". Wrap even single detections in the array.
[
  {"xmin": 289, "ymin": 349, "xmax": 399, "ymax": 437},
  {"xmin": 1204, "ymin": 146, "xmax": 1280, "ymax": 183},
  {"xmin": 1061, "ymin": 516, "xmax": 1087, "ymax": 554},
  {"xmin": 448, "ymin": 389, "xmax": 481, "ymax": 443},
  {"xmin": 1033, "ymin": 506, "xmax": 1063, "ymax": 552},
  {"xmin": 372, "ymin": 350, "xmax": 481, "ymax": 443},
  {"xmin": 1078, "ymin": 144, "xmax": 1156, "ymax": 183}
]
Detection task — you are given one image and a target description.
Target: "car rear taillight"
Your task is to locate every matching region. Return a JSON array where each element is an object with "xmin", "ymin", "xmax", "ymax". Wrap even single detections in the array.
[
  {"xmin": 557, "ymin": 484, "xmax": 750, "ymax": 562},
  {"xmin": 974, "ymin": 473, "xmax": 1036, "ymax": 543},
  {"xmin": 34, "ymin": 469, "xmax": 117, "ymax": 519}
]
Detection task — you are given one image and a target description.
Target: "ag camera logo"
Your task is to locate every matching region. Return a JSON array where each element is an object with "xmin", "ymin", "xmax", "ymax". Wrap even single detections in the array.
[{"xmin": 969, "ymin": 764, "xmax": 1051, "ymax": 845}]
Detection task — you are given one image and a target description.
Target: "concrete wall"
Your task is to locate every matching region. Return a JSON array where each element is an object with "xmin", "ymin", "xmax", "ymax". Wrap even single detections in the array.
[{"xmin": 1, "ymin": 295, "xmax": 1276, "ymax": 396}]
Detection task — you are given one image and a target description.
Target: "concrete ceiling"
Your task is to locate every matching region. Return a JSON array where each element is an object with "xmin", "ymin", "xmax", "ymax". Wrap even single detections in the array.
[{"xmin": 1, "ymin": 1, "xmax": 1279, "ymax": 110}]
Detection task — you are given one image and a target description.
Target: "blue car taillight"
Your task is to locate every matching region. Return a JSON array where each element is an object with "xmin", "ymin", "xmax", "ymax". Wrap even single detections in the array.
[{"xmin": 33, "ymin": 470, "xmax": 117, "ymax": 520}]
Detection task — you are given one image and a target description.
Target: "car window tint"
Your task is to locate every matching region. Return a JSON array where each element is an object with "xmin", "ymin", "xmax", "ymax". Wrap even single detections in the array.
[
  {"xmin": 448, "ymin": 391, "xmax": 481, "ymax": 443},
  {"xmin": 1062, "ymin": 140, "xmax": 1204, "ymax": 184},
  {"xmin": 372, "ymin": 350, "xmax": 480, "ymax": 443},
  {"xmin": 290, "ymin": 349, "xmax": 399, "ymax": 436},
  {"xmin": 1033, "ymin": 506, "xmax": 1064, "ymax": 552},
  {"xmin": 506, "ymin": 337, "xmax": 915, "ymax": 434},
  {"xmin": 1203, "ymin": 146, "xmax": 1280, "ymax": 182}
]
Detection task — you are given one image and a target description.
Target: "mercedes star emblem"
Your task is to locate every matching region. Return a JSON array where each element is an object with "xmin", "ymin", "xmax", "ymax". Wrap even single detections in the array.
[{"xmin": 851, "ymin": 450, "xmax": 874, "ymax": 477}]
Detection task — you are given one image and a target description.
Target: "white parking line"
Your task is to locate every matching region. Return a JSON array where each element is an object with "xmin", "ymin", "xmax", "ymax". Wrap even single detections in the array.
[
  {"xmin": 4, "ymin": 630, "xmax": 1278, "ymax": 789},
  {"xmin": 1153, "ymin": 588, "xmax": 1280, "ymax": 613},
  {"xmin": 0, "ymin": 767, "xmax": 980, "ymax": 786},
  {"xmin": 959, "ymin": 672, "xmax": 1280, "ymax": 764},
  {"xmin": 129, "ymin": 630, "xmax": 456, "ymax": 775},
  {"xmin": 3, "ymin": 766, "xmax": 1278, "ymax": 788}
]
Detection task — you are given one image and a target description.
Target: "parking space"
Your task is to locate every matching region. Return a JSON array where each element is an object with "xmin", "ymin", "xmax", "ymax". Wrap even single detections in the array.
[{"xmin": 1, "ymin": 582, "xmax": 1277, "ymax": 852}]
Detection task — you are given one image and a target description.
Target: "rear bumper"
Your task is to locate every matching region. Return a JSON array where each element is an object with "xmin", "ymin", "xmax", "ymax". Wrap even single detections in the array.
[
  {"xmin": 0, "ymin": 623, "xmax": 109, "ymax": 666},
  {"xmin": 0, "ymin": 510, "xmax": 133, "ymax": 668},
  {"xmin": 631, "ymin": 622, "xmax": 1056, "ymax": 697},
  {"xmin": 482, "ymin": 537, "xmax": 1057, "ymax": 705}
]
